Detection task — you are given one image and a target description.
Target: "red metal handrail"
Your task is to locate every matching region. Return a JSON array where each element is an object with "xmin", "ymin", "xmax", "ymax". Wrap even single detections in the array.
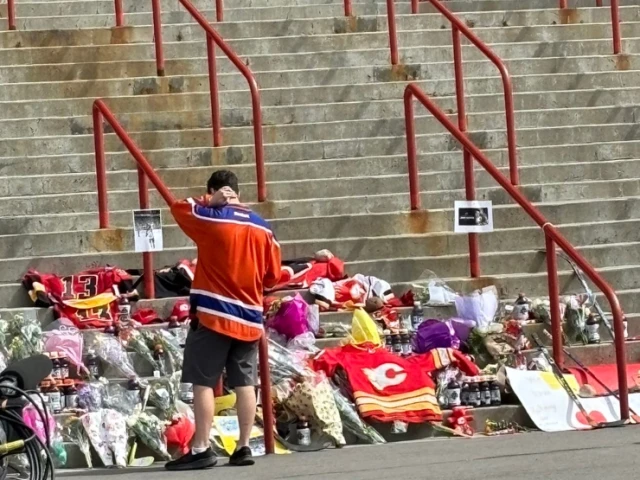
[
  {"xmin": 558, "ymin": 0, "xmax": 621, "ymax": 54},
  {"xmin": 404, "ymin": 82, "xmax": 630, "ymax": 421},
  {"xmin": 408, "ymin": 0, "xmax": 518, "ymax": 278},
  {"xmin": 5, "ymin": 0, "xmax": 16, "ymax": 30},
  {"xmin": 148, "ymin": 0, "xmax": 267, "ymax": 202},
  {"xmin": 412, "ymin": 0, "xmax": 519, "ymax": 190},
  {"xmin": 92, "ymin": 98, "xmax": 276, "ymax": 453},
  {"xmin": 342, "ymin": 0, "xmax": 399, "ymax": 65}
]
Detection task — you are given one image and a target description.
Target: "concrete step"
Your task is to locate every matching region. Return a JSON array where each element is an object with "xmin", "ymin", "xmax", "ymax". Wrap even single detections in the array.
[
  {"xmin": 1, "ymin": 192, "xmax": 638, "ymax": 241},
  {"xmin": 2, "ymin": 3, "xmax": 380, "ymax": 26},
  {"xmin": 3, "ymin": 33, "xmax": 640, "ymax": 69},
  {"xmin": 4, "ymin": 100, "xmax": 640, "ymax": 142},
  {"xmin": 4, "ymin": 48, "xmax": 637, "ymax": 85},
  {"xmin": 3, "ymin": 148, "xmax": 640, "ymax": 205},
  {"xmin": 0, "ymin": 114, "xmax": 635, "ymax": 160},
  {"xmin": 0, "ymin": 215, "xmax": 637, "ymax": 276},
  {"xmin": 0, "ymin": 130, "xmax": 636, "ymax": 184},
  {"xmin": 5, "ymin": 0, "xmax": 639, "ymax": 30},
  {"xmin": 3, "ymin": 7, "xmax": 639, "ymax": 49},
  {"xmin": 0, "ymin": 79, "xmax": 637, "ymax": 123},
  {"xmin": 2, "ymin": 66, "xmax": 637, "ymax": 106},
  {"xmin": 5, "ymin": 155, "xmax": 640, "ymax": 216}
]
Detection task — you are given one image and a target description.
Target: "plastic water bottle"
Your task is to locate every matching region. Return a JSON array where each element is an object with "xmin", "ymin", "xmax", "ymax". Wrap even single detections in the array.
[{"xmin": 411, "ymin": 301, "xmax": 424, "ymax": 331}]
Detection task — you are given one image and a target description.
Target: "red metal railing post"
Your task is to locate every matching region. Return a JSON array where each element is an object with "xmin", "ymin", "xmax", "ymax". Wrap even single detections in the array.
[
  {"xmin": 93, "ymin": 105, "xmax": 109, "ymax": 229},
  {"xmin": 344, "ymin": 0, "xmax": 352, "ymax": 17},
  {"xmin": 545, "ymin": 235, "xmax": 563, "ymax": 368},
  {"xmin": 403, "ymin": 90, "xmax": 420, "ymax": 211},
  {"xmin": 452, "ymin": 25, "xmax": 480, "ymax": 278},
  {"xmin": 137, "ymin": 167, "xmax": 156, "ymax": 299},
  {"xmin": 206, "ymin": 35, "xmax": 222, "ymax": 147},
  {"xmin": 611, "ymin": 0, "xmax": 621, "ymax": 55},
  {"xmin": 596, "ymin": 0, "xmax": 603, "ymax": 6},
  {"xmin": 386, "ymin": 0, "xmax": 399, "ymax": 66},
  {"xmin": 216, "ymin": 0, "xmax": 223, "ymax": 22},
  {"xmin": 259, "ymin": 335, "xmax": 275, "ymax": 454},
  {"xmin": 559, "ymin": 0, "xmax": 567, "ymax": 8},
  {"xmin": 411, "ymin": 0, "xmax": 418, "ymax": 14},
  {"xmin": 403, "ymin": 83, "xmax": 630, "ymax": 421},
  {"xmin": 151, "ymin": 0, "xmax": 165, "ymax": 76},
  {"xmin": 114, "ymin": 0, "xmax": 124, "ymax": 27},
  {"xmin": 7, "ymin": 0, "xmax": 16, "ymax": 30}
]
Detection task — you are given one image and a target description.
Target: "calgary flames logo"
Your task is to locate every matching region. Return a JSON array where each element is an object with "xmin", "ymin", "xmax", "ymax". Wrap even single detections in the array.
[{"xmin": 363, "ymin": 363, "xmax": 407, "ymax": 390}]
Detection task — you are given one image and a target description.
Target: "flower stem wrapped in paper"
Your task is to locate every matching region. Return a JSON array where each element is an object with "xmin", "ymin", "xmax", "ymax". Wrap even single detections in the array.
[
  {"xmin": 83, "ymin": 331, "xmax": 137, "ymax": 379},
  {"xmin": 62, "ymin": 416, "xmax": 92, "ymax": 468},
  {"xmin": 127, "ymin": 413, "xmax": 171, "ymax": 460}
]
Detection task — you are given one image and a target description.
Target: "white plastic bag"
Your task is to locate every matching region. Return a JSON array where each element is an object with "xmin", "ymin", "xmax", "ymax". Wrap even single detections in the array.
[{"xmin": 455, "ymin": 286, "xmax": 499, "ymax": 329}]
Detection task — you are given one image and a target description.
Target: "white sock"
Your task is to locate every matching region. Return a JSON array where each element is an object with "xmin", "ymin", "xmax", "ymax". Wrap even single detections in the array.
[{"xmin": 192, "ymin": 446, "xmax": 208, "ymax": 455}]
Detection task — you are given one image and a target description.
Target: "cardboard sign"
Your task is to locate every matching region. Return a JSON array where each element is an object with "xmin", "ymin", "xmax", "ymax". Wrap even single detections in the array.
[
  {"xmin": 506, "ymin": 367, "xmax": 640, "ymax": 432},
  {"xmin": 454, "ymin": 200, "xmax": 493, "ymax": 233},
  {"xmin": 132, "ymin": 209, "xmax": 163, "ymax": 252}
]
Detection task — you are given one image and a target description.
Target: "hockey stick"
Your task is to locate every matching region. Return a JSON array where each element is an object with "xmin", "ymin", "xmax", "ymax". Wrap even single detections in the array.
[
  {"xmin": 561, "ymin": 346, "xmax": 640, "ymax": 422},
  {"xmin": 531, "ymin": 334, "xmax": 626, "ymax": 428},
  {"xmin": 540, "ymin": 248, "xmax": 615, "ymax": 339}
]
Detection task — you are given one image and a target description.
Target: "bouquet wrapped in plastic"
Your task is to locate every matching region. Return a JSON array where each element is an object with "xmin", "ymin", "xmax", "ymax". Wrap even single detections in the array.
[
  {"xmin": 405, "ymin": 270, "xmax": 457, "ymax": 307},
  {"xmin": 81, "ymin": 409, "xmax": 128, "ymax": 467},
  {"xmin": 268, "ymin": 338, "xmax": 310, "ymax": 384},
  {"xmin": 0, "ymin": 318, "xmax": 10, "ymax": 371},
  {"xmin": 127, "ymin": 413, "xmax": 171, "ymax": 460},
  {"xmin": 43, "ymin": 325, "xmax": 87, "ymax": 375},
  {"xmin": 84, "ymin": 331, "xmax": 137, "ymax": 379},
  {"xmin": 329, "ymin": 384, "xmax": 385, "ymax": 444},
  {"xmin": 269, "ymin": 340, "xmax": 384, "ymax": 446},
  {"xmin": 149, "ymin": 377, "xmax": 177, "ymax": 418},
  {"xmin": 564, "ymin": 295, "xmax": 589, "ymax": 344},
  {"xmin": 62, "ymin": 416, "xmax": 92, "ymax": 468},
  {"xmin": 8, "ymin": 314, "xmax": 43, "ymax": 361},
  {"xmin": 103, "ymin": 382, "xmax": 140, "ymax": 416},
  {"xmin": 151, "ymin": 330, "xmax": 184, "ymax": 373},
  {"xmin": 118, "ymin": 326, "xmax": 156, "ymax": 373},
  {"xmin": 78, "ymin": 381, "xmax": 106, "ymax": 412}
]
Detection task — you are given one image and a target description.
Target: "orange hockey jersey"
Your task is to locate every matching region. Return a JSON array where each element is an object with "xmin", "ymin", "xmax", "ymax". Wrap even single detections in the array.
[{"xmin": 170, "ymin": 197, "xmax": 281, "ymax": 341}]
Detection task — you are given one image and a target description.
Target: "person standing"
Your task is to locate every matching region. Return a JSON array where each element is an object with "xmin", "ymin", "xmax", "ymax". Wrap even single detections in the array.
[{"xmin": 165, "ymin": 170, "xmax": 281, "ymax": 470}]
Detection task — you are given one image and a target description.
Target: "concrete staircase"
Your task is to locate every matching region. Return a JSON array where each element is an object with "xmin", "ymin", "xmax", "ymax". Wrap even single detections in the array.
[{"xmin": 2, "ymin": 0, "xmax": 640, "ymax": 466}]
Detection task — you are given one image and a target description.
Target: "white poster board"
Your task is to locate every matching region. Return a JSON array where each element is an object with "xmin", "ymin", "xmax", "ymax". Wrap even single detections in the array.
[
  {"xmin": 454, "ymin": 200, "xmax": 493, "ymax": 233},
  {"xmin": 132, "ymin": 209, "xmax": 163, "ymax": 252},
  {"xmin": 506, "ymin": 367, "xmax": 640, "ymax": 432}
]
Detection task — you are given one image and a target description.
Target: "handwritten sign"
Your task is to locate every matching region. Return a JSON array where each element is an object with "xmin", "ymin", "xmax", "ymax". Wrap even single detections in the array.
[{"xmin": 506, "ymin": 368, "xmax": 640, "ymax": 431}]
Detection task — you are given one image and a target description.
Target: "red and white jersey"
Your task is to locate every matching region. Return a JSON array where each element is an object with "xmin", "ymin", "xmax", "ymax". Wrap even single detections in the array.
[
  {"xmin": 312, "ymin": 345, "xmax": 479, "ymax": 423},
  {"xmin": 22, "ymin": 267, "xmax": 136, "ymax": 329}
]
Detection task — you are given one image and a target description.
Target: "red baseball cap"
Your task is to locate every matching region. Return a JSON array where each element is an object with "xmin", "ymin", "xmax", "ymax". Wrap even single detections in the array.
[
  {"xmin": 169, "ymin": 300, "xmax": 191, "ymax": 322},
  {"xmin": 132, "ymin": 308, "xmax": 162, "ymax": 325}
]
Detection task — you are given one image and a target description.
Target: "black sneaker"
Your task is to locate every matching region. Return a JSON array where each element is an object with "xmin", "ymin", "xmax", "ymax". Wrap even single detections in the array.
[
  {"xmin": 165, "ymin": 448, "xmax": 217, "ymax": 471},
  {"xmin": 228, "ymin": 446, "xmax": 255, "ymax": 466}
]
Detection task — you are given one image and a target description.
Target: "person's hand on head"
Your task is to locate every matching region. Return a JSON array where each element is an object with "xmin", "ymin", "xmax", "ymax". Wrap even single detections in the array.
[{"xmin": 208, "ymin": 187, "xmax": 238, "ymax": 207}]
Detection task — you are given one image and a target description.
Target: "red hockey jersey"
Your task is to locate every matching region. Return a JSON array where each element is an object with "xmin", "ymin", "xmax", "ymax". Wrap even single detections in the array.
[
  {"xmin": 22, "ymin": 267, "xmax": 137, "ymax": 329},
  {"xmin": 312, "ymin": 344, "xmax": 479, "ymax": 423}
]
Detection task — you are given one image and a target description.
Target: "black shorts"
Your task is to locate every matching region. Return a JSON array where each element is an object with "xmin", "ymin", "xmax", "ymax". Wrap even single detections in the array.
[{"xmin": 182, "ymin": 323, "xmax": 258, "ymax": 389}]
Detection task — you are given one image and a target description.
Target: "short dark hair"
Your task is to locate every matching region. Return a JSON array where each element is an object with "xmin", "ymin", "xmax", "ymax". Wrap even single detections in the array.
[{"xmin": 207, "ymin": 169, "xmax": 239, "ymax": 194}]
